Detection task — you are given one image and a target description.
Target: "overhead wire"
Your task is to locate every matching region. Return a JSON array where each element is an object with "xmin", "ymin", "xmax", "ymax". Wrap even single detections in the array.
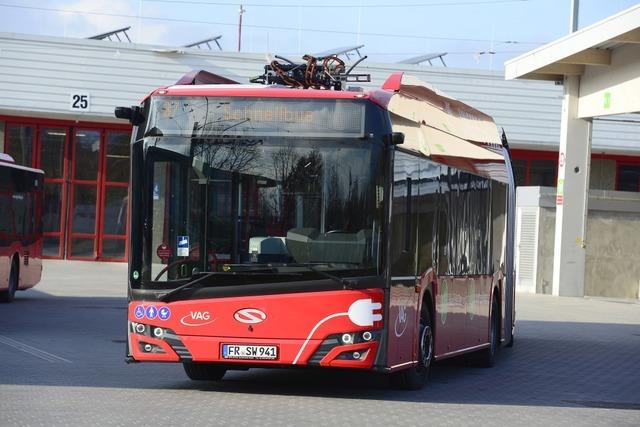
[
  {"xmin": 0, "ymin": 2, "xmax": 545, "ymax": 45},
  {"xmin": 142, "ymin": 0, "xmax": 531, "ymax": 8}
]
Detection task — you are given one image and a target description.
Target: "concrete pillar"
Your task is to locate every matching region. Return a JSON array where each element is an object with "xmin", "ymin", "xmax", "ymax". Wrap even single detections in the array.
[{"xmin": 552, "ymin": 75, "xmax": 592, "ymax": 297}]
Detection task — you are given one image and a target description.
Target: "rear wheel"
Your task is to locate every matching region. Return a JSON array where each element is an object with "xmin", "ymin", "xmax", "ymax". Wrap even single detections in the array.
[
  {"xmin": 0, "ymin": 257, "xmax": 18, "ymax": 303},
  {"xmin": 476, "ymin": 296, "xmax": 499, "ymax": 367},
  {"xmin": 183, "ymin": 362, "xmax": 227, "ymax": 381},
  {"xmin": 390, "ymin": 304, "xmax": 433, "ymax": 390}
]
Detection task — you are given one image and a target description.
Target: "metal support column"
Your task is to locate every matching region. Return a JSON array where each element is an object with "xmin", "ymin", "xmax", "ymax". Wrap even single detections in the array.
[{"xmin": 551, "ymin": 75, "xmax": 592, "ymax": 297}]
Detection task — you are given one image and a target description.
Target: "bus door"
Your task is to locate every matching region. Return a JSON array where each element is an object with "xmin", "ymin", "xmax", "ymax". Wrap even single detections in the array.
[{"xmin": 387, "ymin": 151, "xmax": 420, "ymax": 367}]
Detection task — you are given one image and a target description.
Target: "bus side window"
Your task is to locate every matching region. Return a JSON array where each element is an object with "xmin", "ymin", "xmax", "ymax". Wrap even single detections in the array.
[
  {"xmin": 416, "ymin": 159, "xmax": 439, "ymax": 274},
  {"xmin": 437, "ymin": 167, "xmax": 451, "ymax": 275},
  {"xmin": 491, "ymin": 182, "xmax": 508, "ymax": 274},
  {"xmin": 390, "ymin": 152, "xmax": 419, "ymax": 277}
]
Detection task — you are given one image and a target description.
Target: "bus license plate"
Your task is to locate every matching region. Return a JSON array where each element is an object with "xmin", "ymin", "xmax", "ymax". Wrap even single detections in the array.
[{"xmin": 222, "ymin": 344, "xmax": 278, "ymax": 360}]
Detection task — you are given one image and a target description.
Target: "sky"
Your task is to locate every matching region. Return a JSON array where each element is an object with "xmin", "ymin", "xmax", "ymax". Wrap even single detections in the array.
[{"xmin": 0, "ymin": 0, "xmax": 638, "ymax": 70}]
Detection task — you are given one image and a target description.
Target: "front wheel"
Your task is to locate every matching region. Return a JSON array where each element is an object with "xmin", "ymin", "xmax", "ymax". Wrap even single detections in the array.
[
  {"xmin": 183, "ymin": 362, "xmax": 227, "ymax": 381},
  {"xmin": 0, "ymin": 258, "xmax": 18, "ymax": 303},
  {"xmin": 390, "ymin": 304, "xmax": 434, "ymax": 390}
]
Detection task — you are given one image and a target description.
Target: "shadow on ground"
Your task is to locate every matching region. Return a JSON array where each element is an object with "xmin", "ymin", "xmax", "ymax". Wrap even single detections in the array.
[{"xmin": 1, "ymin": 291, "xmax": 639, "ymax": 410}]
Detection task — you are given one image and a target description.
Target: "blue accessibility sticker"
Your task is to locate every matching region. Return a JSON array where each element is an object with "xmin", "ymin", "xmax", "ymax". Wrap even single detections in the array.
[
  {"xmin": 145, "ymin": 305, "xmax": 158, "ymax": 320},
  {"xmin": 177, "ymin": 235, "xmax": 189, "ymax": 257},
  {"xmin": 134, "ymin": 305, "xmax": 145, "ymax": 319},
  {"xmin": 158, "ymin": 306, "xmax": 171, "ymax": 321}
]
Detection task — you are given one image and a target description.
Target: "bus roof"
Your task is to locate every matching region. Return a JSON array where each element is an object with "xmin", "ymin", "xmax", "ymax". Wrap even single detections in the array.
[
  {"xmin": 145, "ymin": 72, "xmax": 505, "ymax": 175},
  {"xmin": 148, "ymin": 84, "xmax": 369, "ymax": 100}
]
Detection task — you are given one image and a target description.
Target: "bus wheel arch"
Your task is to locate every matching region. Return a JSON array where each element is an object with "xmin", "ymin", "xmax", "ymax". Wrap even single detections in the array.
[
  {"xmin": 0, "ymin": 254, "xmax": 19, "ymax": 303},
  {"xmin": 391, "ymin": 289, "xmax": 434, "ymax": 390}
]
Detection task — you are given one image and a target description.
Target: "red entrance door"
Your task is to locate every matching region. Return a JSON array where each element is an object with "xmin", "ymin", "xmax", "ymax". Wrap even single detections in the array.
[{"xmin": 67, "ymin": 128, "xmax": 129, "ymax": 261}]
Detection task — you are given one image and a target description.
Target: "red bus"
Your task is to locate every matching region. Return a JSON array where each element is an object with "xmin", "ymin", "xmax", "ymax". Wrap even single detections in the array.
[
  {"xmin": 0, "ymin": 154, "xmax": 44, "ymax": 302},
  {"xmin": 118, "ymin": 66, "xmax": 515, "ymax": 389}
]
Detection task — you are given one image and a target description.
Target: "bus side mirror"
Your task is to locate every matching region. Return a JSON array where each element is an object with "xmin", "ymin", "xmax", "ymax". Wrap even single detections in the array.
[
  {"xmin": 385, "ymin": 132, "xmax": 404, "ymax": 145},
  {"xmin": 115, "ymin": 106, "xmax": 145, "ymax": 126}
]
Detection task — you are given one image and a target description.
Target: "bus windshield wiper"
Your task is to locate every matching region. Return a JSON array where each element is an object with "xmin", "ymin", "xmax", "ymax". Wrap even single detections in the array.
[
  {"xmin": 286, "ymin": 263, "xmax": 357, "ymax": 290},
  {"xmin": 158, "ymin": 272, "xmax": 217, "ymax": 302},
  {"xmin": 158, "ymin": 267, "xmax": 303, "ymax": 302}
]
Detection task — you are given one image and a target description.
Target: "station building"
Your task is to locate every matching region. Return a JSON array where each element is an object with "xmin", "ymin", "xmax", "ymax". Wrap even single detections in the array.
[{"xmin": 1, "ymin": 32, "xmax": 638, "ymax": 266}]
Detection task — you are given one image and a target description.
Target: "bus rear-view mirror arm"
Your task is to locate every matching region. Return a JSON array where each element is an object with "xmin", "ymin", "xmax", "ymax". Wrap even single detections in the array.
[
  {"xmin": 384, "ymin": 132, "xmax": 404, "ymax": 146},
  {"xmin": 114, "ymin": 106, "xmax": 145, "ymax": 126}
]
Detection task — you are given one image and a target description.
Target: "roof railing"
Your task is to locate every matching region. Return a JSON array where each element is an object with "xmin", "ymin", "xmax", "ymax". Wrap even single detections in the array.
[
  {"xmin": 87, "ymin": 27, "xmax": 132, "ymax": 42},
  {"xmin": 397, "ymin": 53, "xmax": 448, "ymax": 67},
  {"xmin": 183, "ymin": 36, "xmax": 223, "ymax": 51}
]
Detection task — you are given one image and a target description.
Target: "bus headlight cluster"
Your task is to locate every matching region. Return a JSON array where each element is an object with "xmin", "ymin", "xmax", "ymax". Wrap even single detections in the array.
[{"xmin": 341, "ymin": 331, "xmax": 374, "ymax": 345}]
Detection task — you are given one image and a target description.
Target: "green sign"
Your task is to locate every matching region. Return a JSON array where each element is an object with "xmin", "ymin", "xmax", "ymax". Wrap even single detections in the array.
[{"xmin": 604, "ymin": 92, "xmax": 611, "ymax": 109}]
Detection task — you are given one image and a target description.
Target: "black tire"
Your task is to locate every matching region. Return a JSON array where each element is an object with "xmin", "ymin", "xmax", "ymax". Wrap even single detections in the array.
[
  {"xmin": 390, "ymin": 304, "xmax": 434, "ymax": 390},
  {"xmin": 0, "ymin": 257, "xmax": 18, "ymax": 303},
  {"xmin": 476, "ymin": 297, "xmax": 499, "ymax": 367},
  {"xmin": 506, "ymin": 329, "xmax": 515, "ymax": 348},
  {"xmin": 183, "ymin": 362, "xmax": 227, "ymax": 381}
]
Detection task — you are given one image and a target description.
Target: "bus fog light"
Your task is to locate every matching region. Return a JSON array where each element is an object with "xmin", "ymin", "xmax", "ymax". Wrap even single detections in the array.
[
  {"xmin": 153, "ymin": 327, "xmax": 164, "ymax": 338},
  {"xmin": 352, "ymin": 351, "xmax": 361, "ymax": 359},
  {"xmin": 362, "ymin": 331, "xmax": 372, "ymax": 341},
  {"xmin": 143, "ymin": 344, "xmax": 152, "ymax": 352},
  {"xmin": 341, "ymin": 333, "xmax": 353, "ymax": 344},
  {"xmin": 135, "ymin": 323, "xmax": 146, "ymax": 334}
]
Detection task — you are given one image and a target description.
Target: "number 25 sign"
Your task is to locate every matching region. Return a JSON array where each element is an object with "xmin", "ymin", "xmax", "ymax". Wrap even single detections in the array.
[{"xmin": 69, "ymin": 93, "xmax": 90, "ymax": 111}]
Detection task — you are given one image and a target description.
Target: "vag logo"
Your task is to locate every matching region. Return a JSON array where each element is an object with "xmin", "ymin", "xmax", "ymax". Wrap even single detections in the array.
[
  {"xmin": 234, "ymin": 308, "xmax": 267, "ymax": 324},
  {"xmin": 180, "ymin": 311, "xmax": 215, "ymax": 326}
]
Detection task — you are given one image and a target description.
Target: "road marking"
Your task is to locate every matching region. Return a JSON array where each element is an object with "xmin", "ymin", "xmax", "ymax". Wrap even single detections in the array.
[{"xmin": 0, "ymin": 335, "xmax": 72, "ymax": 363}]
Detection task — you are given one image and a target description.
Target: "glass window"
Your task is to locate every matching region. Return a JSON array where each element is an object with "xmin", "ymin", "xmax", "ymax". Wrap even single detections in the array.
[
  {"xmin": 529, "ymin": 159, "xmax": 556, "ymax": 187},
  {"xmin": 43, "ymin": 236, "xmax": 60, "ymax": 257},
  {"xmin": 103, "ymin": 187, "xmax": 128, "ymax": 235},
  {"xmin": 147, "ymin": 136, "xmax": 384, "ymax": 282},
  {"xmin": 106, "ymin": 132, "xmax": 130, "ymax": 183},
  {"xmin": 71, "ymin": 185, "xmax": 97, "ymax": 233},
  {"xmin": 0, "ymin": 194, "xmax": 13, "ymax": 234},
  {"xmin": 40, "ymin": 128, "xmax": 66, "ymax": 179},
  {"xmin": 101, "ymin": 239, "xmax": 126, "ymax": 259},
  {"xmin": 618, "ymin": 165, "xmax": 640, "ymax": 192},
  {"xmin": 70, "ymin": 238, "xmax": 95, "ymax": 258},
  {"xmin": 7, "ymin": 124, "xmax": 34, "ymax": 167},
  {"xmin": 74, "ymin": 130, "xmax": 100, "ymax": 181},
  {"xmin": 43, "ymin": 183, "xmax": 63, "ymax": 233}
]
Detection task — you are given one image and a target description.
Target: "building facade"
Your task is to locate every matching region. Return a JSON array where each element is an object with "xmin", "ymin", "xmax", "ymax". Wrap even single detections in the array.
[{"xmin": 1, "ymin": 32, "xmax": 638, "ymax": 262}]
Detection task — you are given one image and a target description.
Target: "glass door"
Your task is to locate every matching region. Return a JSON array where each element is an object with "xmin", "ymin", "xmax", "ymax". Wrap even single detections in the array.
[
  {"xmin": 67, "ymin": 129, "xmax": 101, "ymax": 259},
  {"xmin": 38, "ymin": 128, "xmax": 68, "ymax": 258},
  {"xmin": 98, "ymin": 131, "xmax": 129, "ymax": 261}
]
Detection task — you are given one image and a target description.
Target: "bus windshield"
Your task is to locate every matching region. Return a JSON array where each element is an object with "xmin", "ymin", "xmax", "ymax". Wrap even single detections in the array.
[{"xmin": 139, "ymin": 97, "xmax": 385, "ymax": 286}]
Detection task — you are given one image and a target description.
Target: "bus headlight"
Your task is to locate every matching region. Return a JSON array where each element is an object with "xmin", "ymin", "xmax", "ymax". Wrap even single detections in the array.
[{"xmin": 341, "ymin": 333, "xmax": 354, "ymax": 344}]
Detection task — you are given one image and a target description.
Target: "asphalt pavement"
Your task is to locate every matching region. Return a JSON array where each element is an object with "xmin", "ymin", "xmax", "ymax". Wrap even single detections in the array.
[{"xmin": 0, "ymin": 260, "xmax": 638, "ymax": 426}]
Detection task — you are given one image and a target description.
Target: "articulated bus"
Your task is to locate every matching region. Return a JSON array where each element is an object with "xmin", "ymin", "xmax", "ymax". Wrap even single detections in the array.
[
  {"xmin": 118, "ymin": 70, "xmax": 515, "ymax": 389},
  {"xmin": 0, "ymin": 154, "xmax": 44, "ymax": 302}
]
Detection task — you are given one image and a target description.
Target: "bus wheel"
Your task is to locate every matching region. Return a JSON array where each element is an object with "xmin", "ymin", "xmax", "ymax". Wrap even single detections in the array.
[
  {"xmin": 476, "ymin": 297, "xmax": 499, "ymax": 368},
  {"xmin": 183, "ymin": 362, "xmax": 227, "ymax": 381},
  {"xmin": 391, "ymin": 305, "xmax": 433, "ymax": 390},
  {"xmin": 0, "ymin": 257, "xmax": 18, "ymax": 303}
]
